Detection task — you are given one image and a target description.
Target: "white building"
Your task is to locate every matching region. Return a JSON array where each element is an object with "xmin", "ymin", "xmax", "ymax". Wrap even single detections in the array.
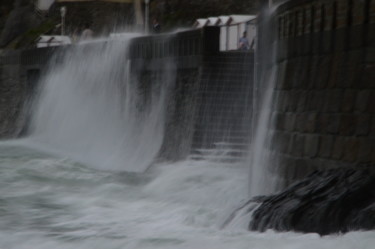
[{"xmin": 193, "ymin": 15, "xmax": 257, "ymax": 51}]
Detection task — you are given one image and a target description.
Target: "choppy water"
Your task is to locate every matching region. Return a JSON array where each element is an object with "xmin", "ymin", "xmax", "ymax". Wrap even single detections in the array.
[
  {"xmin": 2, "ymin": 32, "xmax": 373, "ymax": 248},
  {"xmin": 0, "ymin": 142, "xmax": 374, "ymax": 249}
]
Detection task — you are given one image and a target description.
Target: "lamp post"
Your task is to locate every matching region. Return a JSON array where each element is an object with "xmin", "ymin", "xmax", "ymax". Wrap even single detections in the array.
[
  {"xmin": 144, "ymin": 0, "xmax": 150, "ymax": 33},
  {"xmin": 60, "ymin": 6, "xmax": 67, "ymax": 36}
]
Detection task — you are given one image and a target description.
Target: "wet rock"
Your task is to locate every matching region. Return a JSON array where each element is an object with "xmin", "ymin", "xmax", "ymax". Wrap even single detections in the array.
[{"xmin": 249, "ymin": 168, "xmax": 375, "ymax": 235}]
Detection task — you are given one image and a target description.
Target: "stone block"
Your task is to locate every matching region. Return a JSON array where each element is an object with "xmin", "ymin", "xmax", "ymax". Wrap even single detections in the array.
[
  {"xmin": 355, "ymin": 90, "xmax": 371, "ymax": 112},
  {"xmin": 318, "ymin": 135, "xmax": 334, "ymax": 158},
  {"xmin": 287, "ymin": 38, "xmax": 297, "ymax": 58},
  {"xmin": 342, "ymin": 137, "xmax": 359, "ymax": 163},
  {"xmin": 277, "ymin": 155, "xmax": 298, "ymax": 187},
  {"xmin": 356, "ymin": 114, "xmax": 372, "ymax": 136},
  {"xmin": 327, "ymin": 115, "xmax": 341, "ymax": 134},
  {"xmin": 315, "ymin": 56, "xmax": 331, "ymax": 89},
  {"xmin": 289, "ymin": 134, "xmax": 305, "ymax": 157},
  {"xmin": 341, "ymin": 90, "xmax": 356, "ymax": 112},
  {"xmin": 295, "ymin": 36, "xmax": 305, "ymax": 57},
  {"xmin": 337, "ymin": 64, "xmax": 355, "ymax": 89},
  {"xmin": 321, "ymin": 31, "xmax": 333, "ymax": 54},
  {"xmin": 277, "ymin": 40, "xmax": 288, "ymax": 62},
  {"xmin": 289, "ymin": 158, "xmax": 316, "ymax": 182},
  {"xmin": 274, "ymin": 113, "xmax": 286, "ymax": 131},
  {"xmin": 324, "ymin": 90, "xmax": 343, "ymax": 112},
  {"xmin": 289, "ymin": 90, "xmax": 301, "ymax": 112},
  {"xmin": 340, "ymin": 51, "xmax": 363, "ymax": 88},
  {"xmin": 275, "ymin": 61, "xmax": 287, "ymax": 90},
  {"xmin": 284, "ymin": 62, "xmax": 297, "ymax": 90},
  {"xmin": 284, "ymin": 113, "xmax": 296, "ymax": 131},
  {"xmin": 312, "ymin": 33, "xmax": 322, "ymax": 55},
  {"xmin": 327, "ymin": 54, "xmax": 341, "ymax": 88},
  {"xmin": 275, "ymin": 91, "xmax": 287, "ymax": 112},
  {"xmin": 333, "ymin": 28, "xmax": 348, "ymax": 52},
  {"xmin": 349, "ymin": 26, "xmax": 365, "ymax": 50},
  {"xmin": 331, "ymin": 136, "xmax": 345, "ymax": 160},
  {"xmin": 339, "ymin": 114, "xmax": 357, "ymax": 136},
  {"xmin": 302, "ymin": 35, "xmax": 313, "ymax": 56},
  {"xmin": 357, "ymin": 139, "xmax": 373, "ymax": 163},
  {"xmin": 296, "ymin": 90, "xmax": 308, "ymax": 112},
  {"xmin": 367, "ymin": 90, "xmax": 375, "ymax": 114},
  {"xmin": 371, "ymin": 116, "xmax": 375, "ymax": 137},
  {"xmin": 308, "ymin": 56, "xmax": 320, "ymax": 89},
  {"xmin": 278, "ymin": 132, "xmax": 292, "ymax": 154},
  {"xmin": 291, "ymin": 58, "xmax": 304, "ymax": 89},
  {"xmin": 305, "ymin": 92, "xmax": 317, "ymax": 112},
  {"xmin": 305, "ymin": 113, "xmax": 318, "ymax": 133},
  {"xmin": 308, "ymin": 90, "xmax": 326, "ymax": 112},
  {"xmin": 365, "ymin": 23, "xmax": 375, "ymax": 47},
  {"xmin": 295, "ymin": 113, "xmax": 306, "ymax": 132},
  {"xmin": 278, "ymin": 91, "xmax": 289, "ymax": 112},
  {"xmin": 360, "ymin": 64, "xmax": 375, "ymax": 89},
  {"xmin": 304, "ymin": 134, "xmax": 320, "ymax": 158},
  {"xmin": 364, "ymin": 48, "xmax": 375, "ymax": 63},
  {"xmin": 372, "ymin": 143, "xmax": 375, "ymax": 165},
  {"xmin": 317, "ymin": 114, "xmax": 340, "ymax": 134},
  {"xmin": 266, "ymin": 130, "xmax": 276, "ymax": 150}
]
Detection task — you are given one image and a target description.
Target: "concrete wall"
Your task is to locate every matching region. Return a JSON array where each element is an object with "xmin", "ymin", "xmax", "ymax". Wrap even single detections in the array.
[
  {"xmin": 128, "ymin": 28, "xmax": 254, "ymax": 158},
  {"xmin": 0, "ymin": 50, "xmax": 25, "ymax": 137},
  {"xmin": 0, "ymin": 27, "xmax": 254, "ymax": 160},
  {"xmin": 0, "ymin": 47, "xmax": 57, "ymax": 138},
  {"xmin": 270, "ymin": 0, "xmax": 375, "ymax": 185},
  {"xmin": 192, "ymin": 52, "xmax": 253, "ymax": 152}
]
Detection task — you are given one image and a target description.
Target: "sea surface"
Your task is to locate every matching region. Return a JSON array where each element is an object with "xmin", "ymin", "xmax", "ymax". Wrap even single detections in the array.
[{"xmin": 0, "ymin": 142, "xmax": 374, "ymax": 249}]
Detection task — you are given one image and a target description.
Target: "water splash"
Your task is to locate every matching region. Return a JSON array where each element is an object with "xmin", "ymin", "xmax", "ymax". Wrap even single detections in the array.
[
  {"xmin": 28, "ymin": 36, "xmax": 174, "ymax": 172},
  {"xmin": 247, "ymin": 4, "xmax": 281, "ymax": 197},
  {"xmin": 248, "ymin": 67, "xmax": 278, "ymax": 197}
]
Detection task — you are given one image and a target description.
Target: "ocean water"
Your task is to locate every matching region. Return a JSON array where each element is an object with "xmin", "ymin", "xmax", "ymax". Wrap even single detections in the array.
[
  {"xmin": 1, "ymin": 33, "xmax": 373, "ymax": 249},
  {"xmin": 0, "ymin": 142, "xmax": 374, "ymax": 249}
]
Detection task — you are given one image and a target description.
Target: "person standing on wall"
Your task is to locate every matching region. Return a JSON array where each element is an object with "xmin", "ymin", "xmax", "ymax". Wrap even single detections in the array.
[{"xmin": 238, "ymin": 31, "xmax": 250, "ymax": 50}]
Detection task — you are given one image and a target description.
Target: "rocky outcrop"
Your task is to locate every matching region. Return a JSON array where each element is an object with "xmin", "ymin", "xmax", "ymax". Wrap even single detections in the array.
[{"xmin": 250, "ymin": 168, "xmax": 375, "ymax": 235}]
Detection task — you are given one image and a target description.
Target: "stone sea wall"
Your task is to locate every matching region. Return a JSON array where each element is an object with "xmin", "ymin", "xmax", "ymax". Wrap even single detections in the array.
[
  {"xmin": 270, "ymin": 0, "xmax": 375, "ymax": 184},
  {"xmin": 0, "ymin": 47, "xmax": 56, "ymax": 138},
  {"xmin": 0, "ymin": 50, "xmax": 24, "ymax": 137},
  {"xmin": 0, "ymin": 27, "xmax": 254, "ymax": 160}
]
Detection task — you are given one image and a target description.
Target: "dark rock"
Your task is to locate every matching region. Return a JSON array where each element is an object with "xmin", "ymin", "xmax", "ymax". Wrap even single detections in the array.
[
  {"xmin": 249, "ymin": 168, "xmax": 375, "ymax": 235},
  {"xmin": 0, "ymin": 0, "xmax": 41, "ymax": 48}
]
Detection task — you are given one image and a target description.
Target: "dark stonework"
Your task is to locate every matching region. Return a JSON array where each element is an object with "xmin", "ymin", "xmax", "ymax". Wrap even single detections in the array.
[
  {"xmin": 0, "ymin": 1, "xmax": 41, "ymax": 48},
  {"xmin": 266, "ymin": 0, "xmax": 375, "ymax": 188},
  {"xmin": 250, "ymin": 168, "xmax": 375, "ymax": 235},
  {"xmin": 0, "ymin": 27, "xmax": 254, "ymax": 160}
]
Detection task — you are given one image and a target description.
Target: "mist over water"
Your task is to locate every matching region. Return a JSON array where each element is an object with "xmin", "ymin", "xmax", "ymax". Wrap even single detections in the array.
[
  {"xmin": 248, "ymin": 66, "xmax": 277, "ymax": 197},
  {"xmin": 0, "ymin": 142, "xmax": 249, "ymax": 248},
  {"xmin": 0, "ymin": 34, "xmax": 373, "ymax": 248},
  {"xmin": 28, "ymin": 35, "xmax": 171, "ymax": 172},
  {"xmin": 248, "ymin": 3, "xmax": 284, "ymax": 197},
  {"xmin": 0, "ymin": 143, "xmax": 374, "ymax": 249}
]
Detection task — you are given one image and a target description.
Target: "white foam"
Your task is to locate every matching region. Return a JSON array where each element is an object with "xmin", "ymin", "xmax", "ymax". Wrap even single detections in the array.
[{"xmin": 28, "ymin": 36, "xmax": 173, "ymax": 172}]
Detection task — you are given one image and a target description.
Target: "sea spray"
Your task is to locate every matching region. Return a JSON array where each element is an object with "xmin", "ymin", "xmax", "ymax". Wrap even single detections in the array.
[
  {"xmin": 28, "ymin": 36, "xmax": 174, "ymax": 172},
  {"xmin": 247, "ymin": 4, "xmax": 282, "ymax": 197},
  {"xmin": 248, "ymin": 67, "xmax": 278, "ymax": 197}
]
